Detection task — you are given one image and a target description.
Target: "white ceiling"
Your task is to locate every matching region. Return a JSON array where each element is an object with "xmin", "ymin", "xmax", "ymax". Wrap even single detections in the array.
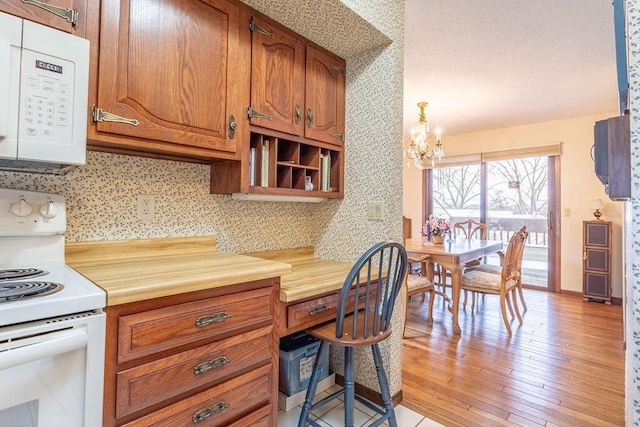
[{"xmin": 403, "ymin": 0, "xmax": 619, "ymax": 136}]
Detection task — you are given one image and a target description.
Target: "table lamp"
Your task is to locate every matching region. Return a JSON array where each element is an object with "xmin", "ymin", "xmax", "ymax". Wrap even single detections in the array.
[{"xmin": 591, "ymin": 199, "xmax": 604, "ymax": 220}]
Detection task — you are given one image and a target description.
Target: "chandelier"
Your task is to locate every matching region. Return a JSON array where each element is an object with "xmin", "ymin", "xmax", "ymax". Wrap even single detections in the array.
[{"xmin": 403, "ymin": 101, "xmax": 444, "ymax": 169}]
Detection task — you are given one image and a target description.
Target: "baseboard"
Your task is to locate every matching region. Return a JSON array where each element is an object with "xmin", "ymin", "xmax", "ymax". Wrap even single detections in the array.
[
  {"xmin": 559, "ymin": 289, "xmax": 582, "ymax": 297},
  {"xmin": 334, "ymin": 374, "xmax": 403, "ymax": 407}
]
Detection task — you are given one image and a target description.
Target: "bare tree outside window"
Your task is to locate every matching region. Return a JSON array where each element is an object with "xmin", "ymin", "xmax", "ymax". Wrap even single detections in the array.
[
  {"xmin": 432, "ymin": 165, "xmax": 481, "ymax": 219},
  {"xmin": 488, "ymin": 157, "xmax": 548, "ymax": 217}
]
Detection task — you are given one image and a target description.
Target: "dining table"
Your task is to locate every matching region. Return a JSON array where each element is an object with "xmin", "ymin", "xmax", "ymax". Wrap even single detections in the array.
[{"xmin": 404, "ymin": 237, "xmax": 504, "ymax": 334}]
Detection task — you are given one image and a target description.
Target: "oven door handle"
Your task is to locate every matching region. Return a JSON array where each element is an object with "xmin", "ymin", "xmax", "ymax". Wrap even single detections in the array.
[{"xmin": 0, "ymin": 328, "xmax": 88, "ymax": 371}]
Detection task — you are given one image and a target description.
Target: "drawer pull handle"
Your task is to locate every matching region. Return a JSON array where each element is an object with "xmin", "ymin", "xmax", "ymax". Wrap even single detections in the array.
[
  {"xmin": 309, "ymin": 305, "xmax": 329, "ymax": 315},
  {"xmin": 194, "ymin": 356, "xmax": 230, "ymax": 375},
  {"xmin": 195, "ymin": 312, "xmax": 231, "ymax": 327},
  {"xmin": 358, "ymin": 292, "xmax": 371, "ymax": 300},
  {"xmin": 192, "ymin": 401, "xmax": 229, "ymax": 424}
]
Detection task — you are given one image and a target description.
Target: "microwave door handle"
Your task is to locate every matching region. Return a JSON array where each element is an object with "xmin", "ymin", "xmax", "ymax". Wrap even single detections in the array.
[
  {"xmin": 0, "ymin": 39, "xmax": 10, "ymax": 139},
  {"xmin": 0, "ymin": 328, "xmax": 87, "ymax": 370}
]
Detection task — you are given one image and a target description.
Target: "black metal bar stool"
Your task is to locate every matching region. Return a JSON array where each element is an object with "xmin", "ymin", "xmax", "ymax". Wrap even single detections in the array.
[{"xmin": 297, "ymin": 241, "xmax": 407, "ymax": 427}]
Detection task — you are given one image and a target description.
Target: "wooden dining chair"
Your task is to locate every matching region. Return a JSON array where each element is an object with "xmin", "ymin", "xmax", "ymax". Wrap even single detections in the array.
[
  {"xmin": 452, "ymin": 219, "xmax": 488, "ymax": 307},
  {"xmin": 454, "ymin": 218, "xmax": 488, "ymax": 242},
  {"xmin": 298, "ymin": 241, "xmax": 406, "ymax": 427},
  {"xmin": 403, "ymin": 252, "xmax": 435, "ymax": 337},
  {"xmin": 469, "ymin": 226, "xmax": 529, "ymax": 311},
  {"xmin": 460, "ymin": 227, "xmax": 528, "ymax": 334}
]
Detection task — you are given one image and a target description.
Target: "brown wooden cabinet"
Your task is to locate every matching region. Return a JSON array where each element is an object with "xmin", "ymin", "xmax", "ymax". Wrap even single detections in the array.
[
  {"xmin": 304, "ymin": 45, "xmax": 346, "ymax": 146},
  {"xmin": 210, "ymin": 4, "xmax": 345, "ymax": 198},
  {"xmin": 583, "ymin": 220, "xmax": 612, "ymax": 304},
  {"xmin": 87, "ymin": 0, "xmax": 245, "ymax": 161},
  {"xmin": 247, "ymin": 9, "xmax": 305, "ymax": 137},
  {"xmin": 103, "ymin": 280, "xmax": 278, "ymax": 426},
  {"xmin": 0, "ymin": 0, "xmax": 87, "ymax": 37}
]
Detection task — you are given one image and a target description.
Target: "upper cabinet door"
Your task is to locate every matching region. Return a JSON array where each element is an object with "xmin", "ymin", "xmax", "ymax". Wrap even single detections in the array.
[
  {"xmin": 249, "ymin": 13, "xmax": 305, "ymax": 136},
  {"xmin": 0, "ymin": 0, "xmax": 87, "ymax": 36},
  {"xmin": 304, "ymin": 46, "xmax": 345, "ymax": 146},
  {"xmin": 95, "ymin": 0, "xmax": 240, "ymax": 154}
]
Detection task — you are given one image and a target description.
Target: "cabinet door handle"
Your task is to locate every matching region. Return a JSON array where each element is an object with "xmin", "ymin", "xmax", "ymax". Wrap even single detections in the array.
[
  {"xmin": 92, "ymin": 106, "xmax": 139, "ymax": 126},
  {"xmin": 192, "ymin": 401, "xmax": 229, "ymax": 424},
  {"xmin": 195, "ymin": 312, "xmax": 231, "ymax": 327},
  {"xmin": 295, "ymin": 104, "xmax": 302, "ymax": 124},
  {"xmin": 308, "ymin": 305, "xmax": 329, "ymax": 315},
  {"xmin": 21, "ymin": 0, "xmax": 79, "ymax": 28},
  {"xmin": 228, "ymin": 114, "xmax": 237, "ymax": 139},
  {"xmin": 306, "ymin": 107, "xmax": 314, "ymax": 128},
  {"xmin": 194, "ymin": 356, "xmax": 230, "ymax": 375}
]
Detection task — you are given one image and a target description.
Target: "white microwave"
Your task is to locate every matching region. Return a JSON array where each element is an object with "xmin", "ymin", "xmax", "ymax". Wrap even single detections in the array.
[{"xmin": 0, "ymin": 11, "xmax": 89, "ymax": 171}]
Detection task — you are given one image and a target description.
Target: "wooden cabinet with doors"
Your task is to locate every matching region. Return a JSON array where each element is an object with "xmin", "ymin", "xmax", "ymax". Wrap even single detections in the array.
[
  {"xmin": 210, "ymin": 4, "xmax": 345, "ymax": 198},
  {"xmin": 245, "ymin": 6, "xmax": 345, "ymax": 146},
  {"xmin": 86, "ymin": 0, "xmax": 246, "ymax": 162},
  {"xmin": 583, "ymin": 220, "xmax": 612, "ymax": 304},
  {"xmin": 304, "ymin": 45, "xmax": 346, "ymax": 146},
  {"xmin": 247, "ymin": 9, "xmax": 305, "ymax": 137},
  {"xmin": 0, "ymin": 0, "xmax": 87, "ymax": 37}
]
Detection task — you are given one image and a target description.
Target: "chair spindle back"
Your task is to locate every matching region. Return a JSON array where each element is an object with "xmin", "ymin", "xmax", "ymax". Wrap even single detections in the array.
[{"xmin": 335, "ymin": 241, "xmax": 407, "ymax": 341}]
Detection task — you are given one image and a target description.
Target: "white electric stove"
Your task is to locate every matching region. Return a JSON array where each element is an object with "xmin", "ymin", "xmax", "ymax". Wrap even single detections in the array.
[{"xmin": 0, "ymin": 187, "xmax": 106, "ymax": 427}]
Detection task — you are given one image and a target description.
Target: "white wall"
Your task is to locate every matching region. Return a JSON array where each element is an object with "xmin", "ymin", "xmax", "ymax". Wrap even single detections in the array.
[{"xmin": 403, "ymin": 112, "xmax": 623, "ymax": 296}]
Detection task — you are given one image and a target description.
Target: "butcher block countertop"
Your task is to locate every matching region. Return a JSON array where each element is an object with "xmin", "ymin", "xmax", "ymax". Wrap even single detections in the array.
[
  {"xmin": 246, "ymin": 247, "xmax": 371, "ymax": 303},
  {"xmin": 66, "ymin": 236, "xmax": 291, "ymax": 306}
]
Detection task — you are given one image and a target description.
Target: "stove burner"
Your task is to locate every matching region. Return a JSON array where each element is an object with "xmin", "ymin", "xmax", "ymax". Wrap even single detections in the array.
[
  {"xmin": 0, "ymin": 268, "xmax": 48, "ymax": 282},
  {"xmin": 0, "ymin": 281, "xmax": 63, "ymax": 303}
]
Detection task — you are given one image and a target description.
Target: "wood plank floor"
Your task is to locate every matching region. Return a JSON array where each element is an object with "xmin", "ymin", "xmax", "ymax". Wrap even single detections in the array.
[{"xmin": 401, "ymin": 288, "xmax": 625, "ymax": 426}]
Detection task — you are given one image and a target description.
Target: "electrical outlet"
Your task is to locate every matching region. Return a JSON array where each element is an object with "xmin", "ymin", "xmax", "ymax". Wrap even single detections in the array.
[
  {"xmin": 137, "ymin": 195, "xmax": 155, "ymax": 220},
  {"xmin": 367, "ymin": 201, "xmax": 384, "ymax": 221}
]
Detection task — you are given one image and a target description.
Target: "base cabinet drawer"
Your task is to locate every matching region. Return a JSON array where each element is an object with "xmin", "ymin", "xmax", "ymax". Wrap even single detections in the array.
[
  {"xmin": 116, "ymin": 326, "xmax": 272, "ymax": 418},
  {"xmin": 227, "ymin": 404, "xmax": 272, "ymax": 427},
  {"xmin": 287, "ymin": 286, "xmax": 378, "ymax": 330},
  {"xmin": 118, "ymin": 287, "xmax": 272, "ymax": 362},
  {"xmin": 122, "ymin": 365, "xmax": 272, "ymax": 427}
]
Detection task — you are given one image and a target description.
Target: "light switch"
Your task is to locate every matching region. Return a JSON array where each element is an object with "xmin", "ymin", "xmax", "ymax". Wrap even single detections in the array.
[{"xmin": 564, "ymin": 208, "xmax": 571, "ymax": 217}]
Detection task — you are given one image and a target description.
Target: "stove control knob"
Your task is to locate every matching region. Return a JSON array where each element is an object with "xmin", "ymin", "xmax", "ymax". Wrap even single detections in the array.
[
  {"xmin": 39, "ymin": 201, "xmax": 58, "ymax": 218},
  {"xmin": 11, "ymin": 199, "xmax": 32, "ymax": 217}
]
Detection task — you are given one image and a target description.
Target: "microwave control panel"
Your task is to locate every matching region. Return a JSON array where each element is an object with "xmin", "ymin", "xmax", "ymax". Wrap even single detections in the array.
[{"xmin": 19, "ymin": 50, "xmax": 75, "ymax": 146}]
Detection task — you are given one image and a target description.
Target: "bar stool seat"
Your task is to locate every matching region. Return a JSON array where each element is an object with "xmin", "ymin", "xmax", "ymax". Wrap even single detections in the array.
[{"xmin": 298, "ymin": 241, "xmax": 407, "ymax": 427}]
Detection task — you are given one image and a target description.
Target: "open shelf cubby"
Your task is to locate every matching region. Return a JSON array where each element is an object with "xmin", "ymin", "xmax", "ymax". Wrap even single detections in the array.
[{"xmin": 248, "ymin": 132, "xmax": 342, "ymax": 198}]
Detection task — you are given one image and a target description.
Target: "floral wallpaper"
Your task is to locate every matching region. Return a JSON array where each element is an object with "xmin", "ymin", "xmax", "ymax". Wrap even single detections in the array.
[
  {"xmin": 0, "ymin": 0, "xmax": 406, "ymax": 402},
  {"xmin": 0, "ymin": 151, "xmax": 319, "ymax": 252},
  {"xmin": 628, "ymin": 0, "xmax": 640, "ymax": 424}
]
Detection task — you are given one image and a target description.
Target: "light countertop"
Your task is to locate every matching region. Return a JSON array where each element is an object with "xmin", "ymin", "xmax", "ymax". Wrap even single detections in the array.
[{"xmin": 66, "ymin": 236, "xmax": 291, "ymax": 306}]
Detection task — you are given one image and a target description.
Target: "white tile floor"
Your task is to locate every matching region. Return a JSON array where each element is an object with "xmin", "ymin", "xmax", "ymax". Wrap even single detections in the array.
[{"xmin": 278, "ymin": 384, "xmax": 444, "ymax": 427}]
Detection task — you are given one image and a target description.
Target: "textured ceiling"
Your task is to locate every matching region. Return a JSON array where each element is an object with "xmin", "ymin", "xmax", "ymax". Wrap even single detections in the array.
[
  {"xmin": 404, "ymin": 0, "xmax": 619, "ymax": 136},
  {"xmin": 241, "ymin": 0, "xmax": 391, "ymax": 58}
]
